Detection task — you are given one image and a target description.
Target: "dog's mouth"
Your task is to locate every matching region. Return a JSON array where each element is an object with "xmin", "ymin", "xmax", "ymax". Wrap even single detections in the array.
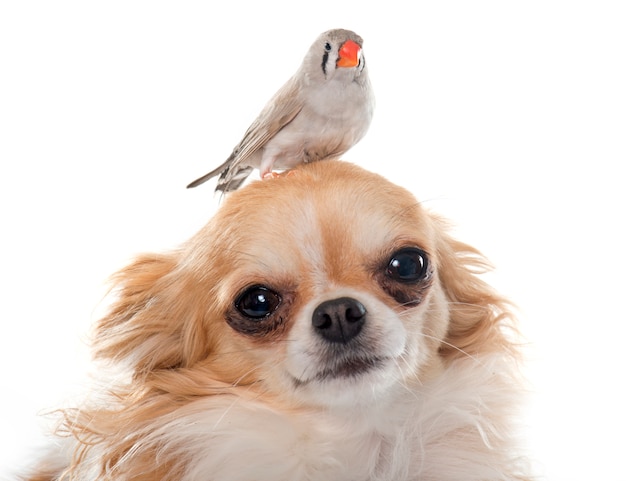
[{"xmin": 292, "ymin": 356, "xmax": 387, "ymax": 387}]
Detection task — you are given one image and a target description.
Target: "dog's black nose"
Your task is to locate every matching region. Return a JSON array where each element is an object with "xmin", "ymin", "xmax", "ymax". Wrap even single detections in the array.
[{"xmin": 312, "ymin": 297, "xmax": 366, "ymax": 343}]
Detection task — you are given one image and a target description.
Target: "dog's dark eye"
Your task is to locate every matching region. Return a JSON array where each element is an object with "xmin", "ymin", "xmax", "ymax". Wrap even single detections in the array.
[
  {"xmin": 235, "ymin": 285, "xmax": 281, "ymax": 319},
  {"xmin": 386, "ymin": 248, "xmax": 429, "ymax": 283}
]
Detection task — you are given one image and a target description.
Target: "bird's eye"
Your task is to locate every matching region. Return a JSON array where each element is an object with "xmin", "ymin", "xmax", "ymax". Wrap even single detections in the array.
[
  {"xmin": 386, "ymin": 248, "xmax": 429, "ymax": 283},
  {"xmin": 324, "ymin": 42, "xmax": 332, "ymax": 51},
  {"xmin": 235, "ymin": 285, "xmax": 281, "ymax": 319}
]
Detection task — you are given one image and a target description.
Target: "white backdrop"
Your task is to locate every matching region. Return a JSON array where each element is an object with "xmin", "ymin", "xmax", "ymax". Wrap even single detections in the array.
[{"xmin": 1, "ymin": 1, "xmax": 625, "ymax": 479}]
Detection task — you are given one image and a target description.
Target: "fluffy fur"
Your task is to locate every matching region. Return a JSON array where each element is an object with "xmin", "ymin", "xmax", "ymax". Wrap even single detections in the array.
[{"xmin": 23, "ymin": 161, "xmax": 530, "ymax": 480}]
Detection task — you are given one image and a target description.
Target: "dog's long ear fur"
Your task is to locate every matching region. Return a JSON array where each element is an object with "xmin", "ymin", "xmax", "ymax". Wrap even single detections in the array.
[
  {"xmin": 36, "ymin": 253, "xmax": 230, "ymax": 481},
  {"xmin": 434, "ymin": 219, "xmax": 518, "ymax": 360},
  {"xmin": 92, "ymin": 253, "xmax": 217, "ymax": 377}
]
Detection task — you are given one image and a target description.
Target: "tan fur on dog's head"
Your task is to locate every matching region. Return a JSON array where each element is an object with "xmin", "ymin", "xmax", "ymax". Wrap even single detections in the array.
[
  {"xmin": 26, "ymin": 160, "xmax": 526, "ymax": 481},
  {"xmin": 95, "ymin": 160, "xmax": 514, "ymax": 378}
]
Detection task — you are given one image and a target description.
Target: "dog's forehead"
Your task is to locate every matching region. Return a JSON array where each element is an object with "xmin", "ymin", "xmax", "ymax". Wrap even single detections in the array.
[{"xmin": 212, "ymin": 174, "xmax": 433, "ymax": 278}]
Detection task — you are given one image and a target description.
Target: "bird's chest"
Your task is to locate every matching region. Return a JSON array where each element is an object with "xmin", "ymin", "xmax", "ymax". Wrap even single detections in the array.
[
  {"xmin": 265, "ymin": 112, "xmax": 359, "ymax": 164},
  {"xmin": 261, "ymin": 80, "xmax": 372, "ymax": 168},
  {"xmin": 306, "ymin": 82, "xmax": 368, "ymax": 120}
]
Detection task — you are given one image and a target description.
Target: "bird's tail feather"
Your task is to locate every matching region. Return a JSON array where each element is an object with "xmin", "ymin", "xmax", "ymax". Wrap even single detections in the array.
[
  {"xmin": 186, "ymin": 156, "xmax": 234, "ymax": 189},
  {"xmin": 215, "ymin": 166, "xmax": 254, "ymax": 193}
]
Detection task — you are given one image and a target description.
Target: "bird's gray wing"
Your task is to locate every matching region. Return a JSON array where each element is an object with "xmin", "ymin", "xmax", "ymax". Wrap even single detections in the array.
[
  {"xmin": 229, "ymin": 77, "xmax": 304, "ymax": 168},
  {"xmin": 186, "ymin": 78, "xmax": 303, "ymax": 189}
]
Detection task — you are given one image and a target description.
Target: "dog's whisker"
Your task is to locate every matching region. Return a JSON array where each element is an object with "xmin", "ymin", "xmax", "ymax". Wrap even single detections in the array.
[
  {"xmin": 24, "ymin": 161, "xmax": 530, "ymax": 479},
  {"xmin": 419, "ymin": 333, "xmax": 484, "ymax": 366}
]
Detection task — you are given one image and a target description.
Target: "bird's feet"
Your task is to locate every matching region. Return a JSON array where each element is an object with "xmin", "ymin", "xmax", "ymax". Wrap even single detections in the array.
[
  {"xmin": 262, "ymin": 171, "xmax": 281, "ymax": 180},
  {"xmin": 261, "ymin": 170, "xmax": 297, "ymax": 180}
]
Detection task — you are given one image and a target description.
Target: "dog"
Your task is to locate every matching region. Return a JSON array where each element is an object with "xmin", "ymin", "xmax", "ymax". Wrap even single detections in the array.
[{"xmin": 23, "ymin": 161, "xmax": 530, "ymax": 480}]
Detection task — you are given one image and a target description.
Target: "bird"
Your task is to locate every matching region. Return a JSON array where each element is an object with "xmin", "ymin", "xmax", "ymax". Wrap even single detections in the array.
[{"xmin": 186, "ymin": 28, "xmax": 374, "ymax": 192}]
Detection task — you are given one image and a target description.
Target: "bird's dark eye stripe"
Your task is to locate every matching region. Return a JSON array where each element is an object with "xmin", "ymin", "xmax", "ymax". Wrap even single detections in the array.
[{"xmin": 321, "ymin": 51, "xmax": 329, "ymax": 76}]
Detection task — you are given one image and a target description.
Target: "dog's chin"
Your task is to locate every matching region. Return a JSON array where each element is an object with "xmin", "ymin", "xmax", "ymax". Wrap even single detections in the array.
[
  {"xmin": 284, "ymin": 354, "xmax": 408, "ymax": 407},
  {"xmin": 291, "ymin": 354, "xmax": 389, "ymax": 386}
]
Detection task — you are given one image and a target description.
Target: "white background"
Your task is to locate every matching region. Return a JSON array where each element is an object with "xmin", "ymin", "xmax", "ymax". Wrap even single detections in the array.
[{"xmin": 1, "ymin": 1, "xmax": 625, "ymax": 479}]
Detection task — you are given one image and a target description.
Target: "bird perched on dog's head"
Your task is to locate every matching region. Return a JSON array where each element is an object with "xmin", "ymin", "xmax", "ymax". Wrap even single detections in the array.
[{"xmin": 187, "ymin": 28, "xmax": 374, "ymax": 192}]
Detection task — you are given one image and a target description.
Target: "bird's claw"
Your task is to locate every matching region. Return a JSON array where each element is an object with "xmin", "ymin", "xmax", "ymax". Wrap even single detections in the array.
[
  {"xmin": 262, "ymin": 171, "xmax": 281, "ymax": 180},
  {"xmin": 262, "ymin": 170, "xmax": 297, "ymax": 180}
]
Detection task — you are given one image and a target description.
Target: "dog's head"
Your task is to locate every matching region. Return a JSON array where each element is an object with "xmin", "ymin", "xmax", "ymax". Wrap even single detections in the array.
[{"xmin": 95, "ymin": 161, "xmax": 511, "ymax": 408}]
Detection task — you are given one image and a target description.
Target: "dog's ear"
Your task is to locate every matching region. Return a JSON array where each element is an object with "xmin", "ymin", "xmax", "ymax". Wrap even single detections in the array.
[
  {"xmin": 93, "ymin": 253, "xmax": 216, "ymax": 377},
  {"xmin": 434, "ymin": 223, "xmax": 517, "ymax": 360}
]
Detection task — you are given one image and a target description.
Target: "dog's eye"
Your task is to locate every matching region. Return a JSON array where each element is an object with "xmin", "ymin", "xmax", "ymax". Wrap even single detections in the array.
[
  {"xmin": 386, "ymin": 248, "xmax": 429, "ymax": 283},
  {"xmin": 235, "ymin": 285, "xmax": 281, "ymax": 319}
]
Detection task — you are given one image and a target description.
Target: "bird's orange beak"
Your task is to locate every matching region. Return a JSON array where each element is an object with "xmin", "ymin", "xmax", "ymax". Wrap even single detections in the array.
[{"xmin": 336, "ymin": 39, "xmax": 361, "ymax": 68}]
